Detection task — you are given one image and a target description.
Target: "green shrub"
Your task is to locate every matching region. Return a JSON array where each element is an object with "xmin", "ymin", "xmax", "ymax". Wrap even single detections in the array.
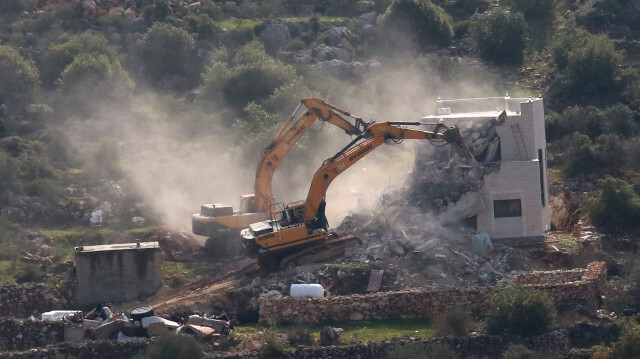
[
  {"xmin": 15, "ymin": 263, "xmax": 45, "ymax": 283},
  {"xmin": 435, "ymin": 0, "xmax": 490, "ymax": 18},
  {"xmin": 58, "ymin": 53, "xmax": 134, "ymax": 96},
  {"xmin": 486, "ymin": 288, "xmax": 556, "ymax": 338},
  {"xmin": 0, "ymin": 0, "xmax": 26, "ymax": 14},
  {"xmin": 182, "ymin": 14, "xmax": 221, "ymax": 42},
  {"xmin": 136, "ymin": 23, "xmax": 198, "ymax": 89},
  {"xmin": 588, "ymin": 176, "xmax": 640, "ymax": 234},
  {"xmin": 443, "ymin": 308, "xmax": 474, "ymax": 337},
  {"xmin": 563, "ymin": 133, "xmax": 600, "ymax": 178},
  {"xmin": 453, "ymin": 19, "xmax": 475, "ymax": 39},
  {"xmin": 562, "ymin": 34, "xmax": 624, "ymax": 100},
  {"xmin": 500, "ymin": 0, "xmax": 554, "ymax": 20},
  {"xmin": 200, "ymin": 42, "xmax": 297, "ymax": 113},
  {"xmin": 471, "ymin": 10, "xmax": 525, "ymax": 65},
  {"xmin": 287, "ymin": 327, "xmax": 314, "ymax": 346},
  {"xmin": 141, "ymin": 1, "xmax": 169, "ymax": 24},
  {"xmin": 42, "ymin": 32, "xmax": 118, "ymax": 87},
  {"xmin": 575, "ymin": 0, "xmax": 640, "ymax": 33},
  {"xmin": 0, "ymin": 45, "xmax": 39, "ymax": 111},
  {"xmin": 259, "ymin": 331, "xmax": 293, "ymax": 358},
  {"xmin": 610, "ymin": 326, "xmax": 640, "ymax": 359},
  {"xmin": 378, "ymin": 0, "xmax": 454, "ymax": 50},
  {"xmin": 386, "ymin": 343, "xmax": 458, "ymax": 359},
  {"xmin": 502, "ymin": 344, "xmax": 534, "ymax": 359},
  {"xmin": 136, "ymin": 331, "xmax": 204, "ymax": 359}
]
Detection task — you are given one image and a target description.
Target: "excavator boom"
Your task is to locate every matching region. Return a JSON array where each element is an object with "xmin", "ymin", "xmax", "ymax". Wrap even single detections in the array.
[
  {"xmin": 241, "ymin": 120, "xmax": 478, "ymax": 268},
  {"xmin": 192, "ymin": 98, "xmax": 366, "ymax": 254}
]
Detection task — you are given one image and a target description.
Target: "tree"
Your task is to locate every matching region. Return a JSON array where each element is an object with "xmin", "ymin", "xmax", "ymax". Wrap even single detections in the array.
[
  {"xmin": 58, "ymin": 53, "xmax": 134, "ymax": 96},
  {"xmin": 588, "ymin": 176, "xmax": 640, "ymax": 234},
  {"xmin": 136, "ymin": 23, "xmax": 198, "ymax": 89},
  {"xmin": 472, "ymin": 10, "xmax": 525, "ymax": 65},
  {"xmin": 42, "ymin": 32, "xmax": 120, "ymax": 87},
  {"xmin": 549, "ymin": 32, "xmax": 624, "ymax": 105},
  {"xmin": 0, "ymin": 45, "xmax": 39, "ymax": 111},
  {"xmin": 378, "ymin": 0, "xmax": 454, "ymax": 50},
  {"xmin": 486, "ymin": 287, "xmax": 557, "ymax": 338},
  {"xmin": 200, "ymin": 42, "xmax": 298, "ymax": 113},
  {"xmin": 501, "ymin": 0, "xmax": 554, "ymax": 20}
]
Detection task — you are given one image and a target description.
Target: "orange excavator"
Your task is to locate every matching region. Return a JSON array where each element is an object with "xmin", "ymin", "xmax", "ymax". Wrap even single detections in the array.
[
  {"xmin": 241, "ymin": 121, "xmax": 478, "ymax": 268},
  {"xmin": 192, "ymin": 98, "xmax": 367, "ymax": 254}
]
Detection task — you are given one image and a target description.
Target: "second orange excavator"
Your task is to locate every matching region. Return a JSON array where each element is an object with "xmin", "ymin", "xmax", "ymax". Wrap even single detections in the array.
[
  {"xmin": 192, "ymin": 98, "xmax": 367, "ymax": 254},
  {"xmin": 241, "ymin": 120, "xmax": 479, "ymax": 268}
]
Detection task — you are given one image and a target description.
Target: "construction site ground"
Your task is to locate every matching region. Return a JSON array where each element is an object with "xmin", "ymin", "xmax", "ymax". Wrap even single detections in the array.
[{"xmin": 112, "ymin": 222, "xmax": 608, "ymax": 323}]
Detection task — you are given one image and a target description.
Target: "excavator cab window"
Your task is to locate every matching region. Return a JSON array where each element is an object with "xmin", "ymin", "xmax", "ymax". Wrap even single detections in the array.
[{"xmin": 239, "ymin": 196, "xmax": 258, "ymax": 213}]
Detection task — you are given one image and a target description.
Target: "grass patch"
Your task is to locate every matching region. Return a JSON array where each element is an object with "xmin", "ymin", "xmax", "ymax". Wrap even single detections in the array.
[
  {"xmin": 217, "ymin": 19, "xmax": 260, "ymax": 30},
  {"xmin": 237, "ymin": 318, "xmax": 436, "ymax": 343},
  {"xmin": 547, "ymin": 168, "xmax": 564, "ymax": 183},
  {"xmin": 161, "ymin": 261, "xmax": 217, "ymax": 285},
  {"xmin": 0, "ymin": 260, "xmax": 18, "ymax": 282}
]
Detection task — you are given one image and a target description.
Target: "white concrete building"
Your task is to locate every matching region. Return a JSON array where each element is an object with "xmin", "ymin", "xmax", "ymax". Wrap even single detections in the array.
[{"xmin": 424, "ymin": 96, "xmax": 551, "ymax": 245}]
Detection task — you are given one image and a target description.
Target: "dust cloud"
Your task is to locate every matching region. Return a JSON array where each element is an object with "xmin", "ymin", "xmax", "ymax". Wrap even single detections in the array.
[{"xmin": 58, "ymin": 52, "xmax": 501, "ymax": 235}]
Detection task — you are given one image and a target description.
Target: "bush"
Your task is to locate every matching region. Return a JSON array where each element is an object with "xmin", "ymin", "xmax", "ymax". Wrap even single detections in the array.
[
  {"xmin": 500, "ymin": 0, "xmax": 554, "ymax": 20},
  {"xmin": 472, "ymin": 10, "xmax": 525, "ymax": 65},
  {"xmin": 182, "ymin": 14, "xmax": 221, "ymax": 42},
  {"xmin": 608, "ymin": 326, "xmax": 640, "ymax": 359},
  {"xmin": 200, "ymin": 42, "xmax": 297, "ymax": 113},
  {"xmin": 259, "ymin": 331, "xmax": 293, "ymax": 358},
  {"xmin": 42, "ymin": 32, "xmax": 118, "ymax": 87},
  {"xmin": 136, "ymin": 331, "xmax": 204, "ymax": 359},
  {"xmin": 588, "ymin": 176, "xmax": 640, "ymax": 234},
  {"xmin": 378, "ymin": 0, "xmax": 454, "ymax": 50},
  {"xmin": 486, "ymin": 288, "xmax": 556, "ymax": 338},
  {"xmin": 502, "ymin": 344, "xmax": 534, "ymax": 359},
  {"xmin": 575, "ymin": 0, "xmax": 640, "ymax": 33},
  {"xmin": 563, "ymin": 133, "xmax": 600, "ymax": 178},
  {"xmin": 0, "ymin": 45, "xmax": 40, "ymax": 111},
  {"xmin": 287, "ymin": 327, "xmax": 314, "ymax": 346},
  {"xmin": 386, "ymin": 343, "xmax": 458, "ymax": 359},
  {"xmin": 435, "ymin": 0, "xmax": 490, "ymax": 18},
  {"xmin": 136, "ymin": 23, "xmax": 198, "ymax": 89},
  {"xmin": 58, "ymin": 53, "xmax": 134, "ymax": 97},
  {"xmin": 562, "ymin": 34, "xmax": 624, "ymax": 100},
  {"xmin": 15, "ymin": 263, "xmax": 45, "ymax": 283},
  {"xmin": 443, "ymin": 308, "xmax": 474, "ymax": 337}
]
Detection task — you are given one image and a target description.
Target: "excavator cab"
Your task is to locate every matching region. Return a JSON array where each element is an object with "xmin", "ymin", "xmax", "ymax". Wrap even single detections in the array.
[{"xmin": 239, "ymin": 194, "xmax": 257, "ymax": 214}]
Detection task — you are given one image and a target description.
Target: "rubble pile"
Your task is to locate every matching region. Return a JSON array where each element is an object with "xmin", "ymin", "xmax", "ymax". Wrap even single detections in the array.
[{"xmin": 408, "ymin": 116, "xmax": 500, "ymax": 213}]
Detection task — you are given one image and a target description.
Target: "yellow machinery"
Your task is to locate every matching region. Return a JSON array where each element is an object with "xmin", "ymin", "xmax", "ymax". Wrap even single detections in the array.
[
  {"xmin": 192, "ymin": 98, "xmax": 367, "ymax": 254},
  {"xmin": 241, "ymin": 121, "xmax": 478, "ymax": 268}
]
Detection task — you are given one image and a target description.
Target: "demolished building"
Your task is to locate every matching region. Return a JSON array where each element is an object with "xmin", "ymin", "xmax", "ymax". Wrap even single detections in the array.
[{"xmin": 415, "ymin": 96, "xmax": 550, "ymax": 245}]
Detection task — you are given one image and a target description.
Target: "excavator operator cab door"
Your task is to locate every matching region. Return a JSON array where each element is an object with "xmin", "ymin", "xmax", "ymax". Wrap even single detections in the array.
[{"xmin": 239, "ymin": 195, "xmax": 258, "ymax": 214}]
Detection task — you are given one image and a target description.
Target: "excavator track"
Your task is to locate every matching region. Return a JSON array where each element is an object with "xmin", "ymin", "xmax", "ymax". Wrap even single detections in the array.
[{"xmin": 278, "ymin": 234, "xmax": 361, "ymax": 269}]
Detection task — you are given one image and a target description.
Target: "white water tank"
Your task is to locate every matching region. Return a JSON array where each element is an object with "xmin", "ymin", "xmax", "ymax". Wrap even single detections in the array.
[{"xmin": 290, "ymin": 284, "xmax": 324, "ymax": 298}]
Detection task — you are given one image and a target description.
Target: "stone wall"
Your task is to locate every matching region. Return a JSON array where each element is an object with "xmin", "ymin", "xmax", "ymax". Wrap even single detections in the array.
[
  {"xmin": 0, "ymin": 319, "xmax": 64, "ymax": 351},
  {"xmin": 0, "ymin": 331, "xmax": 570, "ymax": 359},
  {"xmin": 259, "ymin": 261, "xmax": 606, "ymax": 325},
  {"xmin": 0, "ymin": 282, "xmax": 65, "ymax": 318},
  {"xmin": 0, "ymin": 340, "xmax": 148, "ymax": 359}
]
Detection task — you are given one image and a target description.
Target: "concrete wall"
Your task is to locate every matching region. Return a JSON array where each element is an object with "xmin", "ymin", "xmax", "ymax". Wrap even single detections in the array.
[
  {"xmin": 75, "ymin": 243, "xmax": 161, "ymax": 306},
  {"xmin": 433, "ymin": 97, "xmax": 551, "ymax": 242},
  {"xmin": 0, "ymin": 282, "xmax": 66, "ymax": 318},
  {"xmin": 259, "ymin": 261, "xmax": 606, "ymax": 325}
]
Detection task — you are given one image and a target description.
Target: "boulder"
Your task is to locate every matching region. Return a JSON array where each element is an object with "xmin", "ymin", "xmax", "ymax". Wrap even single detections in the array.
[
  {"xmin": 320, "ymin": 326, "xmax": 343, "ymax": 346},
  {"xmin": 259, "ymin": 23, "xmax": 291, "ymax": 53}
]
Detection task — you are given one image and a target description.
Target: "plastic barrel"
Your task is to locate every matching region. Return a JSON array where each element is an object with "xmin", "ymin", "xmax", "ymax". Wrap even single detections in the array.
[{"xmin": 290, "ymin": 284, "xmax": 324, "ymax": 298}]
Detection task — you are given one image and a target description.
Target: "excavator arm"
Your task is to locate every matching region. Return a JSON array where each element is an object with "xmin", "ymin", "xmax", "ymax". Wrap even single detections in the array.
[
  {"xmin": 302, "ymin": 121, "xmax": 475, "ymax": 223},
  {"xmin": 252, "ymin": 98, "xmax": 367, "ymax": 212}
]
